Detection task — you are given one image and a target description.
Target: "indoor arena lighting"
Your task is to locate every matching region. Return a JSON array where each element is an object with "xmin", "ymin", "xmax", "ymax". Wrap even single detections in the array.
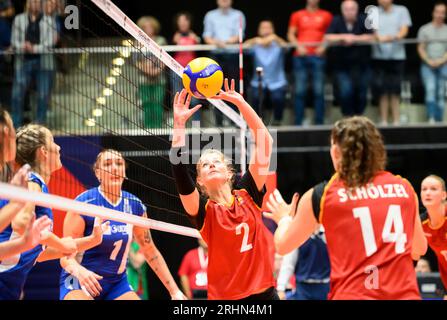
[
  {"xmin": 119, "ymin": 47, "xmax": 131, "ymax": 58},
  {"xmin": 112, "ymin": 57, "xmax": 125, "ymax": 66},
  {"xmin": 103, "ymin": 88, "xmax": 113, "ymax": 96},
  {"xmin": 122, "ymin": 39, "xmax": 132, "ymax": 47},
  {"xmin": 111, "ymin": 67, "xmax": 122, "ymax": 76},
  {"xmin": 106, "ymin": 76, "xmax": 116, "ymax": 85},
  {"xmin": 92, "ymin": 108, "xmax": 103, "ymax": 117},
  {"xmin": 85, "ymin": 118, "xmax": 96, "ymax": 127},
  {"xmin": 96, "ymin": 97, "xmax": 106, "ymax": 105}
]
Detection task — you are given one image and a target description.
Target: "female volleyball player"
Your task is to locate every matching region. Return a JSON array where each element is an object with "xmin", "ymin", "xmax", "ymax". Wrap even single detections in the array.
[
  {"xmin": 0, "ymin": 110, "xmax": 53, "ymax": 260},
  {"xmin": 265, "ymin": 116, "xmax": 427, "ymax": 300},
  {"xmin": 60, "ymin": 149, "xmax": 186, "ymax": 300},
  {"xmin": 0, "ymin": 124, "xmax": 103, "ymax": 299},
  {"xmin": 420, "ymin": 175, "xmax": 447, "ymax": 290},
  {"xmin": 170, "ymin": 79, "xmax": 277, "ymax": 300}
]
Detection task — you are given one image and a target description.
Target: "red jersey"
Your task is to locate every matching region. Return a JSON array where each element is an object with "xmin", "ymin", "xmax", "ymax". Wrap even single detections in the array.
[
  {"xmin": 173, "ymin": 33, "xmax": 198, "ymax": 67},
  {"xmin": 178, "ymin": 247, "xmax": 208, "ymax": 291},
  {"xmin": 288, "ymin": 9, "xmax": 332, "ymax": 56},
  {"xmin": 315, "ymin": 171, "xmax": 420, "ymax": 300},
  {"xmin": 189, "ymin": 172, "xmax": 275, "ymax": 300},
  {"xmin": 421, "ymin": 207, "xmax": 447, "ymax": 289}
]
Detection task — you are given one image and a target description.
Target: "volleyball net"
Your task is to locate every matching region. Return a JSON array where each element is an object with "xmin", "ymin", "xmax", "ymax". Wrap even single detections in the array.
[{"xmin": 0, "ymin": 0, "xmax": 248, "ymax": 238}]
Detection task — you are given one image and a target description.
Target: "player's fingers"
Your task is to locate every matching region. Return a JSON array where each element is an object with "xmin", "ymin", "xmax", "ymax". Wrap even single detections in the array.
[
  {"xmin": 174, "ymin": 92, "xmax": 179, "ymax": 105},
  {"xmin": 179, "ymin": 89, "xmax": 188, "ymax": 105},
  {"xmin": 266, "ymin": 201, "xmax": 276, "ymax": 214},
  {"xmin": 268, "ymin": 192, "xmax": 279, "ymax": 208},
  {"xmin": 224, "ymin": 78, "xmax": 229, "ymax": 92},
  {"xmin": 185, "ymin": 93, "xmax": 192, "ymax": 107},
  {"xmin": 87, "ymin": 278, "xmax": 101, "ymax": 296},
  {"xmin": 273, "ymin": 189, "xmax": 285, "ymax": 204},
  {"xmin": 83, "ymin": 280, "xmax": 98, "ymax": 297},
  {"xmin": 263, "ymin": 212, "xmax": 274, "ymax": 220},
  {"xmin": 230, "ymin": 78, "xmax": 235, "ymax": 91},
  {"xmin": 91, "ymin": 276, "xmax": 103, "ymax": 293},
  {"xmin": 94, "ymin": 273, "xmax": 103, "ymax": 280},
  {"xmin": 189, "ymin": 104, "xmax": 202, "ymax": 115},
  {"xmin": 101, "ymin": 221, "xmax": 110, "ymax": 232}
]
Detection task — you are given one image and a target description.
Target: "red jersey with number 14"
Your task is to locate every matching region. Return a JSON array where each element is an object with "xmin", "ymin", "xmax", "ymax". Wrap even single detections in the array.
[
  {"xmin": 319, "ymin": 171, "xmax": 420, "ymax": 300},
  {"xmin": 193, "ymin": 172, "xmax": 275, "ymax": 300},
  {"xmin": 422, "ymin": 207, "xmax": 447, "ymax": 289}
]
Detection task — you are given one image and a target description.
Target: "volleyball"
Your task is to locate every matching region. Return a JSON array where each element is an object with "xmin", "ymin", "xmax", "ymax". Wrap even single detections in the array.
[{"xmin": 182, "ymin": 57, "xmax": 224, "ymax": 99}]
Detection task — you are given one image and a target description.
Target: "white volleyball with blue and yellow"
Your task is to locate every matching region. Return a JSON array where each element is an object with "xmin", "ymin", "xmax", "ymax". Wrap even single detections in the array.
[{"xmin": 182, "ymin": 57, "xmax": 224, "ymax": 99}]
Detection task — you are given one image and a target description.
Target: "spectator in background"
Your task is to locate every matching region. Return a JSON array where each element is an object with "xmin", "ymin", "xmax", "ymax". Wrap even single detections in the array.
[
  {"xmin": 172, "ymin": 12, "xmax": 201, "ymax": 122},
  {"xmin": 276, "ymin": 225, "xmax": 330, "ymax": 300},
  {"xmin": 0, "ymin": 1, "xmax": 15, "ymax": 110},
  {"xmin": 178, "ymin": 239, "xmax": 208, "ymax": 299},
  {"xmin": 135, "ymin": 16, "xmax": 167, "ymax": 128},
  {"xmin": 10, "ymin": 0, "xmax": 58, "ymax": 127},
  {"xmin": 415, "ymin": 258, "xmax": 432, "ymax": 274},
  {"xmin": 418, "ymin": 1, "xmax": 447, "ymax": 124},
  {"xmin": 288, "ymin": 0, "xmax": 332, "ymax": 126},
  {"xmin": 203, "ymin": 0, "xmax": 245, "ymax": 126},
  {"xmin": 325, "ymin": 0, "xmax": 375, "ymax": 117},
  {"xmin": 127, "ymin": 241, "xmax": 149, "ymax": 300},
  {"xmin": 372, "ymin": 0, "xmax": 412, "ymax": 125},
  {"xmin": 0, "ymin": 0, "xmax": 14, "ymax": 49},
  {"xmin": 172, "ymin": 12, "xmax": 200, "ymax": 67},
  {"xmin": 245, "ymin": 20, "xmax": 288, "ymax": 126}
]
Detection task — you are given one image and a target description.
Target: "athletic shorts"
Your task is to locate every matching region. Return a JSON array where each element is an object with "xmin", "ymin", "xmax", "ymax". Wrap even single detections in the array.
[{"xmin": 60, "ymin": 272, "xmax": 134, "ymax": 300}]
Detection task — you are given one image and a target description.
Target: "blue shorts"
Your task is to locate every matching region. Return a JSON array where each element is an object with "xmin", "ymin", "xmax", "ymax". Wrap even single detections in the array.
[{"xmin": 60, "ymin": 273, "xmax": 134, "ymax": 300}]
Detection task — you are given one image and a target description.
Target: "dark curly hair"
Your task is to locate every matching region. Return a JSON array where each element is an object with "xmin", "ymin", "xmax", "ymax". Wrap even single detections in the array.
[{"xmin": 331, "ymin": 116, "xmax": 387, "ymax": 189}]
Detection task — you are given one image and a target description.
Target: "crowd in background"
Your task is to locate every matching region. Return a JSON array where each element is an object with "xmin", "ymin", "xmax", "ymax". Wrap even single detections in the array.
[{"xmin": 0, "ymin": 0, "xmax": 447, "ymax": 128}]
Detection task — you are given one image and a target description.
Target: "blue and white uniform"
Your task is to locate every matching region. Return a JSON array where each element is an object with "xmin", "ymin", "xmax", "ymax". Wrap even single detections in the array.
[
  {"xmin": 0, "ymin": 172, "xmax": 53, "ymax": 300},
  {"xmin": 60, "ymin": 187, "xmax": 146, "ymax": 300}
]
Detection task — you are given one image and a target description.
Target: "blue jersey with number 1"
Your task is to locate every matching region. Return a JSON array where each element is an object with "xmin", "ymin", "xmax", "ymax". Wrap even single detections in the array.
[
  {"xmin": 60, "ymin": 187, "xmax": 145, "ymax": 283},
  {"xmin": 0, "ymin": 172, "xmax": 53, "ymax": 300}
]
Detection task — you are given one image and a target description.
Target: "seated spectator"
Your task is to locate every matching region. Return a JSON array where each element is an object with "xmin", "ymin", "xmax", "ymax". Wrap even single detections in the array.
[
  {"xmin": 245, "ymin": 20, "xmax": 288, "ymax": 126},
  {"xmin": 415, "ymin": 258, "xmax": 432, "ymax": 274},
  {"xmin": 288, "ymin": 0, "xmax": 332, "ymax": 125},
  {"xmin": 135, "ymin": 16, "xmax": 167, "ymax": 128},
  {"xmin": 178, "ymin": 239, "xmax": 208, "ymax": 299},
  {"xmin": 418, "ymin": 1, "xmax": 447, "ymax": 124},
  {"xmin": 203, "ymin": 0, "xmax": 245, "ymax": 126},
  {"xmin": 10, "ymin": 0, "xmax": 58, "ymax": 127},
  {"xmin": 372, "ymin": 0, "xmax": 412, "ymax": 125},
  {"xmin": 325, "ymin": 0, "xmax": 375, "ymax": 117}
]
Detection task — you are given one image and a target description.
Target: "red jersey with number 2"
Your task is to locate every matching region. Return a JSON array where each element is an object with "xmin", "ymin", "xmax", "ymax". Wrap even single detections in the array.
[
  {"xmin": 200, "ymin": 185, "xmax": 275, "ymax": 300},
  {"xmin": 320, "ymin": 171, "xmax": 420, "ymax": 300},
  {"xmin": 422, "ymin": 208, "xmax": 447, "ymax": 289}
]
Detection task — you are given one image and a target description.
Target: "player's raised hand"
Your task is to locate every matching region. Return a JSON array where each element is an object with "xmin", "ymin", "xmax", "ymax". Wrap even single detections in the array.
[
  {"xmin": 10, "ymin": 164, "xmax": 31, "ymax": 188},
  {"xmin": 211, "ymin": 78, "xmax": 244, "ymax": 105},
  {"xmin": 23, "ymin": 215, "xmax": 52, "ymax": 250},
  {"xmin": 173, "ymin": 89, "xmax": 202, "ymax": 128},
  {"xmin": 264, "ymin": 190, "xmax": 299, "ymax": 224}
]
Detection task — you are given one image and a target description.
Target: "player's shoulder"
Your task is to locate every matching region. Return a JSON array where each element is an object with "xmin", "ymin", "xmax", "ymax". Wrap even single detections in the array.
[
  {"xmin": 75, "ymin": 188, "xmax": 99, "ymax": 202},
  {"xmin": 122, "ymin": 191, "xmax": 143, "ymax": 204}
]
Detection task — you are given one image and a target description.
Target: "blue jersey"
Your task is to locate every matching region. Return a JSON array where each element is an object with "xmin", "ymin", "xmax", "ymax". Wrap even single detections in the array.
[
  {"xmin": 0, "ymin": 172, "xmax": 53, "ymax": 300},
  {"xmin": 295, "ymin": 229, "xmax": 330, "ymax": 283},
  {"xmin": 61, "ymin": 188, "xmax": 145, "ymax": 283}
]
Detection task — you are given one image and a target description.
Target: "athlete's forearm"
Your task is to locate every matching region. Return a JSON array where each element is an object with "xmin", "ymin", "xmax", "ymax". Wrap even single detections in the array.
[
  {"xmin": 0, "ymin": 236, "xmax": 29, "ymax": 260},
  {"xmin": 0, "ymin": 202, "xmax": 25, "ymax": 232},
  {"xmin": 143, "ymin": 246, "xmax": 180, "ymax": 295},
  {"xmin": 37, "ymin": 246, "xmax": 68, "ymax": 262},
  {"xmin": 74, "ymin": 235, "xmax": 101, "ymax": 252}
]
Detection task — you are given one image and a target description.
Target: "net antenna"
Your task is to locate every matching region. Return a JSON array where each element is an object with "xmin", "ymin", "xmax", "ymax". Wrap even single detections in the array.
[{"xmin": 91, "ymin": 0, "xmax": 248, "ymax": 172}]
